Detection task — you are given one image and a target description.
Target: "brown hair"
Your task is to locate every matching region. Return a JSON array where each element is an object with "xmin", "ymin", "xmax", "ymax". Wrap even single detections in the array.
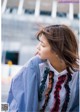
[{"xmin": 36, "ymin": 24, "xmax": 79, "ymax": 72}]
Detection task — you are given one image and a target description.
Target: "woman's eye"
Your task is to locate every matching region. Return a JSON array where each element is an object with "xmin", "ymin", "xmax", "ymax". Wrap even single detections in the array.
[
  {"xmin": 40, "ymin": 42, "xmax": 45, "ymax": 47},
  {"xmin": 41, "ymin": 44, "xmax": 45, "ymax": 47}
]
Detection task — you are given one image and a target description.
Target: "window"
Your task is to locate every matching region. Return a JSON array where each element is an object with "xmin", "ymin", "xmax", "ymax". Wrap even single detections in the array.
[
  {"xmin": 2, "ymin": 51, "xmax": 19, "ymax": 65},
  {"xmin": 24, "ymin": 9, "xmax": 34, "ymax": 14}
]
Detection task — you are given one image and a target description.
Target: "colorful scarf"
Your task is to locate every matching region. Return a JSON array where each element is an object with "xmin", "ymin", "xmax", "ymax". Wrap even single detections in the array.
[{"xmin": 39, "ymin": 67, "xmax": 72, "ymax": 112}]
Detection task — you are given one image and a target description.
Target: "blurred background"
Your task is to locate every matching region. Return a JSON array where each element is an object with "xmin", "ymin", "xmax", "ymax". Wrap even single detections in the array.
[{"xmin": 1, "ymin": 0, "xmax": 79, "ymax": 106}]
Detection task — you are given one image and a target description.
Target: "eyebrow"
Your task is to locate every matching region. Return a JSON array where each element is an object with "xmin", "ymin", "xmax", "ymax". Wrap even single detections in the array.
[{"xmin": 39, "ymin": 40, "xmax": 45, "ymax": 45}]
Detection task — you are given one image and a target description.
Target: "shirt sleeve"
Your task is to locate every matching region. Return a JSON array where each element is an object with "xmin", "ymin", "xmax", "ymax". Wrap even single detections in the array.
[
  {"xmin": 7, "ymin": 79, "xmax": 18, "ymax": 112},
  {"xmin": 7, "ymin": 57, "xmax": 40, "ymax": 112},
  {"xmin": 69, "ymin": 72, "xmax": 79, "ymax": 112}
]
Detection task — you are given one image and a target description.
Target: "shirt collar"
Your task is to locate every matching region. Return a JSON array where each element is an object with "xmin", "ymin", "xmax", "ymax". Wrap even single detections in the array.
[{"xmin": 47, "ymin": 60, "xmax": 67, "ymax": 76}]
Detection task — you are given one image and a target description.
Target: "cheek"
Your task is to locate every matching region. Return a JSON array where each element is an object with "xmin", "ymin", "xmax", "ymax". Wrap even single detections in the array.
[
  {"xmin": 41, "ymin": 48, "xmax": 52, "ymax": 55},
  {"xmin": 39, "ymin": 47, "xmax": 52, "ymax": 59}
]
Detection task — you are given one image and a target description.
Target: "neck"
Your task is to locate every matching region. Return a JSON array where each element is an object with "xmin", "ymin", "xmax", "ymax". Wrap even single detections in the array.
[{"xmin": 48, "ymin": 57, "xmax": 66, "ymax": 73}]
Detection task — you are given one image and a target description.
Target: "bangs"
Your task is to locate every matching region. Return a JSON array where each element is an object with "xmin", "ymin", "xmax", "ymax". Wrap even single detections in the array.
[
  {"xmin": 36, "ymin": 26, "xmax": 64, "ymax": 42},
  {"xmin": 36, "ymin": 29, "xmax": 43, "ymax": 40},
  {"xmin": 36, "ymin": 26, "xmax": 53, "ymax": 41}
]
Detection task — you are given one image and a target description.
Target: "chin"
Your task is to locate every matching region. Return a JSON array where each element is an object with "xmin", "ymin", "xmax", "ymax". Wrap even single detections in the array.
[
  {"xmin": 37, "ymin": 53, "xmax": 47, "ymax": 60},
  {"xmin": 38, "ymin": 55, "xmax": 47, "ymax": 60}
]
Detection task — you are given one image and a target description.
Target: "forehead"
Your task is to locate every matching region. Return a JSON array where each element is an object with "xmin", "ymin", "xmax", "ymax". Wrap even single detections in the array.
[{"xmin": 39, "ymin": 34, "xmax": 49, "ymax": 45}]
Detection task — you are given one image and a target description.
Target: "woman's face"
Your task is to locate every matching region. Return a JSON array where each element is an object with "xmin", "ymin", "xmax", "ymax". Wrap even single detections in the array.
[{"xmin": 36, "ymin": 34, "xmax": 55, "ymax": 60}]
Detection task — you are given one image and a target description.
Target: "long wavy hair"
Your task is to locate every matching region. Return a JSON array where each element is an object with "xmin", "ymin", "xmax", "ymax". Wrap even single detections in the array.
[{"xmin": 36, "ymin": 24, "xmax": 79, "ymax": 73}]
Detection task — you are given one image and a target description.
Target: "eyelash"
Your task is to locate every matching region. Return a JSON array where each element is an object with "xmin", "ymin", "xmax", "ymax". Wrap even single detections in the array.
[
  {"xmin": 39, "ymin": 42, "xmax": 45, "ymax": 47},
  {"xmin": 41, "ymin": 44, "xmax": 45, "ymax": 47}
]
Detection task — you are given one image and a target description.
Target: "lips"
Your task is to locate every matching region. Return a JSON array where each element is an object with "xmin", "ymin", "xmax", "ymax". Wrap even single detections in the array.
[{"xmin": 37, "ymin": 52, "xmax": 40, "ymax": 56}]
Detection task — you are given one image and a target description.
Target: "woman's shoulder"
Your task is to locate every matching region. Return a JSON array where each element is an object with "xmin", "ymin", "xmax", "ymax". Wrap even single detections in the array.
[{"xmin": 12, "ymin": 55, "xmax": 46, "ymax": 81}]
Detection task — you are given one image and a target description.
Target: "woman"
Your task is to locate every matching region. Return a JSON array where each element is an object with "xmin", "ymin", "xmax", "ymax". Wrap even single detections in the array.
[{"xmin": 7, "ymin": 25, "xmax": 79, "ymax": 112}]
